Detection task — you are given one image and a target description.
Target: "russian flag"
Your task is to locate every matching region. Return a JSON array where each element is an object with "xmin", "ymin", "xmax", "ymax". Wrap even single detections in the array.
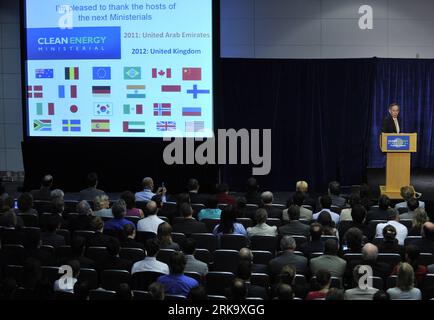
[{"xmin": 182, "ymin": 107, "xmax": 202, "ymax": 116}]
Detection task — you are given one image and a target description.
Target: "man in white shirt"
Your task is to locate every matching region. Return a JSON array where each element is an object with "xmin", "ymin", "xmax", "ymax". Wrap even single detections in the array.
[
  {"xmin": 312, "ymin": 195, "xmax": 340, "ymax": 225},
  {"xmin": 135, "ymin": 177, "xmax": 167, "ymax": 202},
  {"xmin": 131, "ymin": 238, "xmax": 169, "ymax": 275},
  {"xmin": 376, "ymin": 210, "xmax": 408, "ymax": 245},
  {"xmin": 137, "ymin": 201, "xmax": 164, "ymax": 233}
]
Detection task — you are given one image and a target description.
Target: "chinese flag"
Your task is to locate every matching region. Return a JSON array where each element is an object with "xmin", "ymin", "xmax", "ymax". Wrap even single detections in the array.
[{"xmin": 182, "ymin": 67, "xmax": 202, "ymax": 81}]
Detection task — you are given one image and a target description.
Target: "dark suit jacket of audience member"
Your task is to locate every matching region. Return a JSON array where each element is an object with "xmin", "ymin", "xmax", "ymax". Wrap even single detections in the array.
[
  {"xmin": 87, "ymin": 232, "xmax": 116, "ymax": 248},
  {"xmin": 413, "ymin": 238, "xmax": 434, "ymax": 254},
  {"xmin": 245, "ymin": 192, "xmax": 262, "ymax": 206},
  {"xmin": 41, "ymin": 232, "xmax": 65, "ymax": 248},
  {"xmin": 101, "ymin": 256, "xmax": 132, "ymax": 272},
  {"xmin": 246, "ymin": 282, "xmax": 268, "ymax": 300},
  {"xmin": 268, "ymin": 251, "xmax": 308, "ymax": 278},
  {"xmin": 264, "ymin": 205, "xmax": 283, "ymax": 219},
  {"xmin": 121, "ymin": 238, "xmax": 145, "ymax": 250},
  {"xmin": 331, "ymin": 195, "xmax": 347, "ymax": 208},
  {"xmin": 189, "ymin": 192, "xmax": 209, "ymax": 205},
  {"xmin": 30, "ymin": 187, "xmax": 52, "ymax": 201},
  {"xmin": 278, "ymin": 221, "xmax": 310, "ymax": 238},
  {"xmin": 172, "ymin": 218, "xmax": 208, "ymax": 235},
  {"xmin": 79, "ymin": 187, "xmax": 105, "ymax": 201},
  {"xmin": 299, "ymin": 240, "xmax": 324, "ymax": 259},
  {"xmin": 372, "ymin": 239, "xmax": 405, "ymax": 258},
  {"xmin": 68, "ymin": 215, "xmax": 94, "ymax": 232}
]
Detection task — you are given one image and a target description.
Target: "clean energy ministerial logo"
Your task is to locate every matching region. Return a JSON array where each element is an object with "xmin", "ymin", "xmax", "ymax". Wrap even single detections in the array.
[{"xmin": 162, "ymin": 129, "xmax": 272, "ymax": 176}]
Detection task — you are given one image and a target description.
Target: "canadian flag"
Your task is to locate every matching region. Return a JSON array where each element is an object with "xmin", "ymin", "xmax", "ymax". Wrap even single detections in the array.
[{"xmin": 152, "ymin": 68, "xmax": 172, "ymax": 78}]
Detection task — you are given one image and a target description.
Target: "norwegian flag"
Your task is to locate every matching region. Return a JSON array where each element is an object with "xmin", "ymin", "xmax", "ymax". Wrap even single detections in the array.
[
  {"xmin": 153, "ymin": 103, "xmax": 171, "ymax": 116},
  {"xmin": 152, "ymin": 68, "xmax": 172, "ymax": 78}
]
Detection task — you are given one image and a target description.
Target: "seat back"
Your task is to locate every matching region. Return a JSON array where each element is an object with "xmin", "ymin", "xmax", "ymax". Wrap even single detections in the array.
[
  {"xmin": 251, "ymin": 250, "xmax": 273, "ymax": 265},
  {"xmin": 89, "ymin": 289, "xmax": 117, "ymax": 300},
  {"xmin": 205, "ymin": 271, "xmax": 234, "ymax": 295},
  {"xmin": 250, "ymin": 235, "xmax": 278, "ymax": 253},
  {"xmin": 119, "ymin": 247, "xmax": 145, "ymax": 263},
  {"xmin": 212, "ymin": 250, "xmax": 239, "ymax": 273},
  {"xmin": 220, "ymin": 234, "xmax": 248, "ymax": 251},
  {"xmin": 86, "ymin": 246, "xmax": 109, "ymax": 265},
  {"xmin": 78, "ymin": 268, "xmax": 99, "ymax": 289},
  {"xmin": 194, "ymin": 248, "xmax": 212, "ymax": 264},
  {"xmin": 156, "ymin": 249, "xmax": 175, "ymax": 265},
  {"xmin": 190, "ymin": 233, "xmax": 218, "ymax": 252},
  {"xmin": 100, "ymin": 269, "xmax": 131, "ymax": 291},
  {"xmin": 131, "ymin": 271, "xmax": 164, "ymax": 290},
  {"xmin": 18, "ymin": 214, "xmax": 39, "ymax": 227}
]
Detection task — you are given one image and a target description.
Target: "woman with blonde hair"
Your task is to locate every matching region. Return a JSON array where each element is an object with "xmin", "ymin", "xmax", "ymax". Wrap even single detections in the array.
[
  {"xmin": 386, "ymin": 262, "xmax": 421, "ymax": 300},
  {"xmin": 409, "ymin": 208, "xmax": 428, "ymax": 236}
]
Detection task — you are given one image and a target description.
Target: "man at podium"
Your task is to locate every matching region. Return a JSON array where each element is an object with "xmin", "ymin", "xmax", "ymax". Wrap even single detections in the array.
[{"xmin": 381, "ymin": 103, "xmax": 401, "ymax": 133}]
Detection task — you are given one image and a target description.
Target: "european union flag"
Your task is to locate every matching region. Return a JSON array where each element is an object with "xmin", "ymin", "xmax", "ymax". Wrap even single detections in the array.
[
  {"xmin": 35, "ymin": 69, "xmax": 54, "ymax": 79},
  {"xmin": 93, "ymin": 67, "xmax": 111, "ymax": 80}
]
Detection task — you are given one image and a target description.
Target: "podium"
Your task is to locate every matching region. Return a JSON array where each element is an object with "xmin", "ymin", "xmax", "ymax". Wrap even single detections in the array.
[{"xmin": 379, "ymin": 133, "xmax": 417, "ymax": 199}]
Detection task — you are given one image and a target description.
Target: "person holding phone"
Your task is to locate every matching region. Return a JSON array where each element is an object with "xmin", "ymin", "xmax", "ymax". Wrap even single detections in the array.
[{"xmin": 135, "ymin": 177, "xmax": 167, "ymax": 202}]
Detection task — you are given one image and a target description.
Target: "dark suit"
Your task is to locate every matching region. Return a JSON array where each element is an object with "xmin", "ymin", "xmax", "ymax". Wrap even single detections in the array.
[
  {"xmin": 278, "ymin": 221, "xmax": 310, "ymax": 238},
  {"xmin": 268, "ymin": 251, "xmax": 308, "ymax": 278},
  {"xmin": 68, "ymin": 215, "xmax": 93, "ymax": 232},
  {"xmin": 121, "ymin": 238, "xmax": 145, "ymax": 250},
  {"xmin": 30, "ymin": 187, "xmax": 52, "ymax": 201},
  {"xmin": 41, "ymin": 232, "xmax": 65, "ymax": 248},
  {"xmin": 346, "ymin": 259, "xmax": 391, "ymax": 280},
  {"xmin": 264, "ymin": 205, "xmax": 283, "ymax": 219},
  {"xmin": 172, "ymin": 218, "xmax": 207, "ymax": 235},
  {"xmin": 189, "ymin": 192, "xmax": 209, "ymax": 205},
  {"xmin": 245, "ymin": 192, "xmax": 262, "ymax": 206},
  {"xmin": 87, "ymin": 232, "xmax": 115, "ymax": 248},
  {"xmin": 246, "ymin": 282, "xmax": 268, "ymax": 300},
  {"xmin": 373, "ymin": 239, "xmax": 405, "ymax": 257},
  {"xmin": 299, "ymin": 240, "xmax": 324, "ymax": 259},
  {"xmin": 381, "ymin": 116, "xmax": 400, "ymax": 133},
  {"xmin": 79, "ymin": 187, "xmax": 105, "ymax": 201},
  {"xmin": 414, "ymin": 238, "xmax": 434, "ymax": 254}
]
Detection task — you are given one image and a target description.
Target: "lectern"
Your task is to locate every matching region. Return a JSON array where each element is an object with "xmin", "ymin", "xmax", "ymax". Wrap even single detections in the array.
[{"xmin": 380, "ymin": 133, "xmax": 417, "ymax": 199}]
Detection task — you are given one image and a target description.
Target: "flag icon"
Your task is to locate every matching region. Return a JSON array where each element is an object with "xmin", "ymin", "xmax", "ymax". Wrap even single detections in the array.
[
  {"xmin": 161, "ymin": 85, "xmax": 181, "ymax": 92},
  {"xmin": 65, "ymin": 67, "xmax": 79, "ymax": 80},
  {"xmin": 187, "ymin": 85, "xmax": 210, "ymax": 99},
  {"xmin": 153, "ymin": 103, "xmax": 171, "ymax": 116},
  {"xmin": 123, "ymin": 121, "xmax": 146, "ymax": 133},
  {"xmin": 58, "ymin": 85, "xmax": 77, "ymax": 98},
  {"xmin": 93, "ymin": 67, "xmax": 111, "ymax": 80},
  {"xmin": 126, "ymin": 85, "xmax": 146, "ymax": 99},
  {"xmin": 157, "ymin": 121, "xmax": 176, "ymax": 131},
  {"xmin": 62, "ymin": 119, "xmax": 81, "ymax": 132},
  {"xmin": 91, "ymin": 119, "xmax": 110, "ymax": 132},
  {"xmin": 35, "ymin": 69, "xmax": 53, "ymax": 79},
  {"xmin": 182, "ymin": 107, "xmax": 202, "ymax": 116},
  {"xmin": 183, "ymin": 68, "xmax": 202, "ymax": 81},
  {"xmin": 123, "ymin": 104, "xmax": 143, "ymax": 115},
  {"xmin": 36, "ymin": 102, "xmax": 55, "ymax": 115},
  {"xmin": 70, "ymin": 105, "xmax": 78, "ymax": 113},
  {"xmin": 152, "ymin": 68, "xmax": 172, "ymax": 78},
  {"xmin": 27, "ymin": 85, "xmax": 43, "ymax": 98},
  {"xmin": 94, "ymin": 103, "xmax": 112, "ymax": 116},
  {"xmin": 92, "ymin": 86, "xmax": 111, "ymax": 97},
  {"xmin": 124, "ymin": 67, "xmax": 141, "ymax": 80},
  {"xmin": 185, "ymin": 121, "xmax": 204, "ymax": 132},
  {"xmin": 33, "ymin": 120, "xmax": 52, "ymax": 131}
]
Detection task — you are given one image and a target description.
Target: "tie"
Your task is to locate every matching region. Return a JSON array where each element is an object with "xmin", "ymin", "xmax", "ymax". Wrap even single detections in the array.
[{"xmin": 393, "ymin": 118, "xmax": 400, "ymax": 133}]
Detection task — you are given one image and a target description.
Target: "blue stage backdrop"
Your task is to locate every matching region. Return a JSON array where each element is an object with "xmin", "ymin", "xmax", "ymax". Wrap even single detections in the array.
[{"xmin": 218, "ymin": 58, "xmax": 434, "ymax": 193}]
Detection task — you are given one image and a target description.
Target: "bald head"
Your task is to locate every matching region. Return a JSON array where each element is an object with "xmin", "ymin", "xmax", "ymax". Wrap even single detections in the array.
[
  {"xmin": 261, "ymin": 191, "xmax": 273, "ymax": 204},
  {"xmin": 142, "ymin": 177, "xmax": 154, "ymax": 190},
  {"xmin": 423, "ymin": 222, "xmax": 434, "ymax": 239},
  {"xmin": 146, "ymin": 201, "xmax": 158, "ymax": 216},
  {"xmin": 362, "ymin": 243, "xmax": 378, "ymax": 262},
  {"xmin": 239, "ymin": 247, "xmax": 253, "ymax": 262}
]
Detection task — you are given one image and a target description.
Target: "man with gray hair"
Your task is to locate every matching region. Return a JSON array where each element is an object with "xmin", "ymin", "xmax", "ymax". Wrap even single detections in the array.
[
  {"xmin": 261, "ymin": 191, "xmax": 282, "ymax": 219},
  {"xmin": 69, "ymin": 200, "xmax": 94, "ymax": 231},
  {"xmin": 50, "ymin": 189, "xmax": 64, "ymax": 200},
  {"xmin": 268, "ymin": 235, "xmax": 307, "ymax": 278},
  {"xmin": 135, "ymin": 177, "xmax": 167, "ymax": 202}
]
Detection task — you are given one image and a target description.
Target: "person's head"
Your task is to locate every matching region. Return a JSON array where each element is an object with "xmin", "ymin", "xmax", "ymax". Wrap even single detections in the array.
[
  {"xmin": 348, "ymin": 193, "xmax": 361, "ymax": 208},
  {"xmin": 278, "ymin": 265, "xmax": 296, "ymax": 285},
  {"xmin": 345, "ymin": 227, "xmax": 363, "ymax": 251},
  {"xmin": 86, "ymin": 172, "xmax": 98, "ymax": 188},
  {"xmin": 323, "ymin": 239, "xmax": 338, "ymax": 256},
  {"xmin": 148, "ymin": 282, "xmax": 165, "ymax": 300},
  {"xmin": 50, "ymin": 189, "xmax": 64, "ymax": 200},
  {"xmin": 145, "ymin": 238, "xmax": 160, "ymax": 257},
  {"xmin": 71, "ymin": 236, "xmax": 86, "ymax": 257},
  {"xmin": 292, "ymin": 192, "xmax": 305, "ymax": 207},
  {"xmin": 317, "ymin": 211, "xmax": 334, "ymax": 228},
  {"xmin": 157, "ymin": 222, "xmax": 173, "ymax": 245},
  {"xmin": 230, "ymin": 278, "xmax": 247, "ymax": 300},
  {"xmin": 176, "ymin": 193, "xmax": 191, "ymax": 207},
  {"xmin": 280, "ymin": 235, "xmax": 296, "ymax": 252},
  {"xmin": 73, "ymin": 281, "xmax": 89, "ymax": 300},
  {"xmin": 378, "ymin": 195, "xmax": 391, "ymax": 210},
  {"xmin": 351, "ymin": 204, "xmax": 366, "ymax": 224},
  {"xmin": 359, "ymin": 184, "xmax": 371, "ymax": 198},
  {"xmin": 91, "ymin": 216, "xmax": 104, "ymax": 232},
  {"xmin": 151, "ymin": 195, "xmax": 163, "ymax": 209},
  {"xmin": 182, "ymin": 238, "xmax": 197, "ymax": 255},
  {"xmin": 239, "ymin": 247, "xmax": 253, "ymax": 262},
  {"xmin": 276, "ymin": 283, "xmax": 294, "ymax": 300},
  {"xmin": 388, "ymin": 102, "xmax": 400, "ymax": 119},
  {"xmin": 373, "ymin": 290, "xmax": 390, "ymax": 300},
  {"xmin": 309, "ymin": 222, "xmax": 323, "ymax": 241},
  {"xmin": 362, "ymin": 243, "xmax": 378, "ymax": 262},
  {"xmin": 236, "ymin": 197, "xmax": 247, "ymax": 212},
  {"xmin": 412, "ymin": 208, "xmax": 428, "ymax": 230},
  {"xmin": 254, "ymin": 208, "xmax": 268, "ymax": 225},
  {"xmin": 422, "ymin": 222, "xmax": 434, "ymax": 240},
  {"xmin": 142, "ymin": 177, "xmax": 154, "ymax": 190},
  {"xmin": 112, "ymin": 199, "xmax": 127, "ymax": 219},
  {"xmin": 66, "ymin": 260, "xmax": 80, "ymax": 278},
  {"xmin": 116, "ymin": 283, "xmax": 133, "ymax": 300},
  {"xmin": 188, "ymin": 285, "xmax": 207, "ymax": 300},
  {"xmin": 261, "ymin": 191, "xmax": 273, "ymax": 205},
  {"xmin": 17, "ymin": 192, "xmax": 33, "ymax": 212},
  {"xmin": 325, "ymin": 288, "xmax": 344, "ymax": 300},
  {"xmin": 180, "ymin": 203, "xmax": 193, "ymax": 218},
  {"xmin": 383, "ymin": 225, "xmax": 397, "ymax": 241},
  {"xmin": 217, "ymin": 205, "xmax": 237, "ymax": 234},
  {"xmin": 145, "ymin": 201, "xmax": 158, "ymax": 216},
  {"xmin": 123, "ymin": 223, "xmax": 136, "ymax": 239},
  {"xmin": 246, "ymin": 177, "xmax": 259, "ymax": 193},
  {"xmin": 288, "ymin": 205, "xmax": 300, "ymax": 221},
  {"xmin": 120, "ymin": 191, "xmax": 136, "ymax": 210},
  {"xmin": 94, "ymin": 194, "xmax": 109, "ymax": 211},
  {"xmin": 315, "ymin": 270, "xmax": 331, "ymax": 289},
  {"xmin": 320, "ymin": 195, "xmax": 332, "ymax": 209},
  {"xmin": 187, "ymin": 178, "xmax": 199, "ymax": 192},
  {"xmin": 295, "ymin": 181, "xmax": 308, "ymax": 193},
  {"xmin": 76, "ymin": 200, "xmax": 92, "ymax": 216},
  {"xmin": 328, "ymin": 181, "xmax": 341, "ymax": 196},
  {"xmin": 46, "ymin": 214, "xmax": 61, "ymax": 233},
  {"xmin": 41, "ymin": 174, "xmax": 53, "ymax": 188},
  {"xmin": 205, "ymin": 195, "xmax": 218, "ymax": 209},
  {"xmin": 106, "ymin": 238, "xmax": 121, "ymax": 257},
  {"xmin": 404, "ymin": 244, "xmax": 420, "ymax": 265},
  {"xmin": 51, "ymin": 197, "xmax": 64, "ymax": 214},
  {"xmin": 396, "ymin": 262, "xmax": 415, "ymax": 291},
  {"xmin": 387, "ymin": 209, "xmax": 398, "ymax": 221},
  {"xmin": 407, "ymin": 198, "xmax": 419, "ymax": 211},
  {"xmin": 236, "ymin": 260, "xmax": 252, "ymax": 281},
  {"xmin": 169, "ymin": 251, "xmax": 186, "ymax": 275},
  {"xmin": 400, "ymin": 186, "xmax": 414, "ymax": 201}
]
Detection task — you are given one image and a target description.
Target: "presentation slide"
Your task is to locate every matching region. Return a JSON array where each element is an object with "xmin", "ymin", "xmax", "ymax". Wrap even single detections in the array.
[{"xmin": 24, "ymin": 0, "xmax": 213, "ymax": 138}]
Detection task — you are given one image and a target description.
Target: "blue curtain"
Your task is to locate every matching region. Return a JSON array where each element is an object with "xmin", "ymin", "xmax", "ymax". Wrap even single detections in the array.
[{"xmin": 218, "ymin": 58, "xmax": 434, "ymax": 193}]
